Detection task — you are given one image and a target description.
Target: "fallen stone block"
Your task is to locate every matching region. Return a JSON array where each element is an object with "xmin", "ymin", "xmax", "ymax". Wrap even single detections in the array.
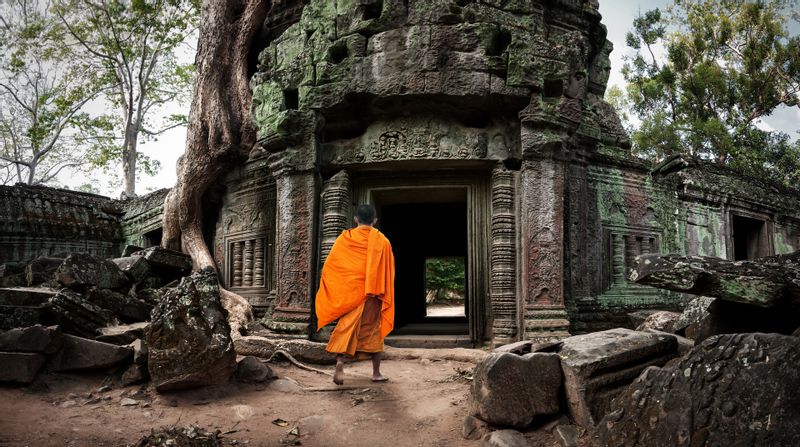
[
  {"xmin": 25, "ymin": 257, "xmax": 64, "ymax": 286},
  {"xmin": 462, "ymin": 415, "xmax": 489, "ymax": 440},
  {"xmin": 671, "ymin": 296, "xmax": 715, "ymax": 337},
  {"xmin": 470, "ymin": 352, "xmax": 561, "ymax": 428},
  {"xmin": 55, "ymin": 253, "xmax": 129, "ymax": 291},
  {"xmin": 493, "ymin": 340, "xmax": 532, "ymax": 355},
  {"xmin": 0, "ymin": 304, "xmax": 50, "ymax": 330},
  {"xmin": 95, "ymin": 322, "xmax": 149, "ymax": 345},
  {"xmin": 0, "ymin": 287, "xmax": 57, "ymax": 306},
  {"xmin": 480, "ymin": 430, "xmax": 528, "ymax": 447},
  {"xmin": 48, "ymin": 334, "xmax": 132, "ymax": 371},
  {"xmin": 146, "ymin": 271, "xmax": 236, "ymax": 392},
  {"xmin": 121, "ymin": 363, "xmax": 149, "ymax": 386},
  {"xmin": 86, "ymin": 288, "xmax": 152, "ymax": 323},
  {"xmin": 111, "ymin": 256, "xmax": 151, "ymax": 283},
  {"xmin": 121, "ymin": 245, "xmax": 144, "ymax": 257},
  {"xmin": 233, "ymin": 336, "xmax": 336, "ymax": 365},
  {"xmin": 134, "ymin": 247, "xmax": 192, "ymax": 274},
  {"xmin": 630, "ymin": 252, "xmax": 800, "ymax": 307},
  {"xmin": 129, "ymin": 338, "xmax": 148, "ymax": 365},
  {"xmin": 0, "ymin": 262, "xmax": 27, "ymax": 287},
  {"xmin": 557, "ymin": 328, "xmax": 678, "ymax": 428},
  {"xmin": 235, "ymin": 356, "xmax": 274, "ymax": 383},
  {"xmin": 0, "ymin": 325, "xmax": 62, "ymax": 353},
  {"xmin": 596, "ymin": 333, "xmax": 800, "ymax": 446},
  {"xmin": 635, "ymin": 311, "xmax": 680, "ymax": 332},
  {"xmin": 47, "ymin": 289, "xmax": 119, "ymax": 338},
  {"xmin": 0, "ymin": 352, "xmax": 46, "ymax": 384}
]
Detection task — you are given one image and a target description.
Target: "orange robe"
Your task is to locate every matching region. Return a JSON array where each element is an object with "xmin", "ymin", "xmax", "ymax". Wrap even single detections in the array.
[{"xmin": 315, "ymin": 226, "xmax": 395, "ymax": 357}]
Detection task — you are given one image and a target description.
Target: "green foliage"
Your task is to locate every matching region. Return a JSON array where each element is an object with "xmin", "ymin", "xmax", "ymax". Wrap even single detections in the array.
[
  {"xmin": 0, "ymin": 0, "xmax": 113, "ymax": 185},
  {"xmin": 616, "ymin": 0, "xmax": 800, "ymax": 187},
  {"xmin": 425, "ymin": 257, "xmax": 465, "ymax": 295},
  {"xmin": 51, "ymin": 0, "xmax": 199, "ymax": 194}
]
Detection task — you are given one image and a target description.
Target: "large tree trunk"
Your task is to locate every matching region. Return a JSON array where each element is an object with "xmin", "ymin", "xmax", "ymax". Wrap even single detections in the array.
[
  {"xmin": 123, "ymin": 125, "xmax": 137, "ymax": 196},
  {"xmin": 161, "ymin": 0, "xmax": 269, "ymax": 333}
]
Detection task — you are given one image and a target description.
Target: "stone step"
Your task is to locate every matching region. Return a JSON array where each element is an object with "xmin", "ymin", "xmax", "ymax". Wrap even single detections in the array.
[
  {"xmin": 0, "ymin": 287, "xmax": 58, "ymax": 306},
  {"xmin": 385, "ymin": 334, "xmax": 473, "ymax": 349}
]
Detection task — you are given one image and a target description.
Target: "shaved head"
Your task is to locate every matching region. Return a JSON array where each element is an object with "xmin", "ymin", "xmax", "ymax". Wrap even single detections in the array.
[{"xmin": 355, "ymin": 204, "xmax": 377, "ymax": 226}]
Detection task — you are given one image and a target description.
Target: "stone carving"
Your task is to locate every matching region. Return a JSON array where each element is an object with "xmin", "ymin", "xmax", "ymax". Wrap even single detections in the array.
[
  {"xmin": 490, "ymin": 166, "xmax": 518, "ymax": 345},
  {"xmin": 320, "ymin": 171, "xmax": 352, "ymax": 264}
]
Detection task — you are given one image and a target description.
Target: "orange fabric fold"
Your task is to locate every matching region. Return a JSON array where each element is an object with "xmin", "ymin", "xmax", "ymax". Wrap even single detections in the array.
[{"xmin": 315, "ymin": 226, "xmax": 395, "ymax": 355}]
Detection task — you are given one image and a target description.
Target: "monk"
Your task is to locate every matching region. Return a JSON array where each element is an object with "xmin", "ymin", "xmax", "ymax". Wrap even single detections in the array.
[{"xmin": 315, "ymin": 204, "xmax": 395, "ymax": 385}]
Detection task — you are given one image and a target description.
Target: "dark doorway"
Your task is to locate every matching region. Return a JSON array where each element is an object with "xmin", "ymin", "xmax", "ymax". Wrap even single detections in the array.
[
  {"xmin": 377, "ymin": 198, "xmax": 468, "ymax": 335},
  {"xmin": 732, "ymin": 215, "xmax": 768, "ymax": 260},
  {"xmin": 143, "ymin": 227, "xmax": 163, "ymax": 248}
]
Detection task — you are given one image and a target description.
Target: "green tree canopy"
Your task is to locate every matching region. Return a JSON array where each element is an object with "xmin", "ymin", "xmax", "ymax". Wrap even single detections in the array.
[{"xmin": 616, "ymin": 0, "xmax": 800, "ymax": 186}]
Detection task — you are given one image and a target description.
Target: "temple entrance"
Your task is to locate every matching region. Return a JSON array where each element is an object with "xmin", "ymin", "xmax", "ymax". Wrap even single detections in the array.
[{"xmin": 378, "ymin": 198, "xmax": 469, "ymax": 337}]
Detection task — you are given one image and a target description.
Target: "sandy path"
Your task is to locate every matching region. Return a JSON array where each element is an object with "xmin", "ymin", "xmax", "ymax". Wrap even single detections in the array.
[{"xmin": 0, "ymin": 358, "xmax": 480, "ymax": 447}]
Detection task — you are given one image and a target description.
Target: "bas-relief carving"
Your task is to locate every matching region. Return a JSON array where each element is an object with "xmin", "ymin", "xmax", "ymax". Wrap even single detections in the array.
[
  {"xmin": 323, "ymin": 116, "xmax": 517, "ymax": 165},
  {"xmin": 320, "ymin": 170, "xmax": 352, "ymax": 264},
  {"xmin": 490, "ymin": 166, "xmax": 518, "ymax": 343}
]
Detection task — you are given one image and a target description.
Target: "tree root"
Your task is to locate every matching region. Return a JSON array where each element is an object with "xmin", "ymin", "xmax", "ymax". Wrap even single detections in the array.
[{"xmin": 267, "ymin": 349, "xmax": 333, "ymax": 377}]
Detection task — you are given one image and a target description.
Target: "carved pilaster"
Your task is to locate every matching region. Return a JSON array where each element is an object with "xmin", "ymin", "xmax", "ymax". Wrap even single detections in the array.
[
  {"xmin": 519, "ymin": 159, "xmax": 571, "ymax": 342},
  {"xmin": 268, "ymin": 167, "xmax": 318, "ymax": 336},
  {"xmin": 490, "ymin": 165, "xmax": 518, "ymax": 346},
  {"xmin": 320, "ymin": 170, "xmax": 352, "ymax": 264}
]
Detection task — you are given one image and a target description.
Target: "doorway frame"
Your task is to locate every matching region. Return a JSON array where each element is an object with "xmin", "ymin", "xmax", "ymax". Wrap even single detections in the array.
[{"xmin": 353, "ymin": 171, "xmax": 491, "ymax": 344}]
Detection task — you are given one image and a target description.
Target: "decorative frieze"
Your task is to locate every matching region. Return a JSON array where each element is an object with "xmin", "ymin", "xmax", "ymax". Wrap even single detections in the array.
[{"xmin": 490, "ymin": 166, "xmax": 518, "ymax": 345}]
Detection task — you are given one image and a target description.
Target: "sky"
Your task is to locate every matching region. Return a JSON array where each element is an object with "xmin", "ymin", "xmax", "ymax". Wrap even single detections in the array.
[{"xmin": 62, "ymin": 0, "xmax": 800, "ymax": 197}]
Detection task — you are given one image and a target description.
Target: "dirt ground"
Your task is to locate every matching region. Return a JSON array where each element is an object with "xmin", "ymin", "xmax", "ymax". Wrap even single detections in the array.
[{"xmin": 0, "ymin": 356, "xmax": 561, "ymax": 447}]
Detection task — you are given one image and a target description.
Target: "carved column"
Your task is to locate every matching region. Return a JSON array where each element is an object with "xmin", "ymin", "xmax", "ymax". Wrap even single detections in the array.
[
  {"xmin": 267, "ymin": 155, "xmax": 319, "ymax": 336},
  {"xmin": 490, "ymin": 165, "xmax": 518, "ymax": 345},
  {"xmin": 320, "ymin": 170, "xmax": 352, "ymax": 264},
  {"xmin": 518, "ymin": 96, "xmax": 573, "ymax": 342}
]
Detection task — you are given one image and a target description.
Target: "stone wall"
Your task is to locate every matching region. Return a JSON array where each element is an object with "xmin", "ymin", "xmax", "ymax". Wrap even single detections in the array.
[
  {"xmin": 0, "ymin": 185, "xmax": 124, "ymax": 264},
  {"xmin": 0, "ymin": 184, "xmax": 169, "ymax": 265}
]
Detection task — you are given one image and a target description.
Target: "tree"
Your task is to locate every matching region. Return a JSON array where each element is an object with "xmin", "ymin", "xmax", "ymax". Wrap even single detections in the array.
[
  {"xmin": 617, "ymin": 0, "xmax": 800, "ymax": 185},
  {"xmin": 425, "ymin": 258, "xmax": 465, "ymax": 304},
  {"xmin": 54, "ymin": 0, "xmax": 199, "ymax": 196},
  {"xmin": 161, "ymin": 0, "xmax": 269, "ymax": 333},
  {"xmin": 0, "ymin": 0, "xmax": 113, "ymax": 186}
]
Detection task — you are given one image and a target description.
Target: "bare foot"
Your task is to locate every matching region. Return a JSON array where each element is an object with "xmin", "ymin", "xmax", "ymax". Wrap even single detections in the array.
[
  {"xmin": 333, "ymin": 361, "xmax": 344, "ymax": 385},
  {"xmin": 371, "ymin": 375, "xmax": 389, "ymax": 383}
]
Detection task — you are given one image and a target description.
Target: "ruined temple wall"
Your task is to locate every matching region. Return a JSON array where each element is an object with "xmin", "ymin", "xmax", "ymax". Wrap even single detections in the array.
[
  {"xmin": 212, "ymin": 156, "xmax": 278, "ymax": 317},
  {"xmin": 121, "ymin": 189, "xmax": 169, "ymax": 249},
  {"xmin": 0, "ymin": 184, "xmax": 125, "ymax": 263}
]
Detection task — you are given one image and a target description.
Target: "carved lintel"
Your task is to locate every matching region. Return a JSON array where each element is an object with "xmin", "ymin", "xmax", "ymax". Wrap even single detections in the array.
[
  {"xmin": 490, "ymin": 165, "xmax": 519, "ymax": 345},
  {"xmin": 519, "ymin": 160, "xmax": 570, "ymax": 340},
  {"xmin": 320, "ymin": 170, "xmax": 352, "ymax": 264}
]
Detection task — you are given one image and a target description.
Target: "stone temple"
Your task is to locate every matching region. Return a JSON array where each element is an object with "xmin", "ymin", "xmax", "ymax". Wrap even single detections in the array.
[{"xmin": 2, "ymin": 0, "xmax": 799, "ymax": 347}]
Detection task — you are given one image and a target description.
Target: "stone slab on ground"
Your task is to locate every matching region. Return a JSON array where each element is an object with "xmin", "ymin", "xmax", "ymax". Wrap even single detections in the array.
[
  {"xmin": 0, "ymin": 304, "xmax": 49, "ymax": 330},
  {"xmin": 47, "ymin": 334, "xmax": 132, "ymax": 371},
  {"xmin": 470, "ymin": 352, "xmax": 561, "ymax": 428},
  {"xmin": 635, "ymin": 311, "xmax": 680, "ymax": 332},
  {"xmin": 480, "ymin": 430, "xmax": 528, "ymax": 447},
  {"xmin": 235, "ymin": 356, "xmax": 274, "ymax": 383},
  {"xmin": 96, "ymin": 322, "xmax": 149, "ymax": 345},
  {"xmin": 0, "ymin": 352, "xmax": 46, "ymax": 383},
  {"xmin": 55, "ymin": 253, "xmax": 129, "ymax": 290},
  {"xmin": 0, "ymin": 324, "xmax": 62, "ymax": 353},
  {"xmin": 557, "ymin": 328, "xmax": 678, "ymax": 428},
  {"xmin": 0, "ymin": 287, "xmax": 57, "ymax": 306},
  {"xmin": 595, "ymin": 333, "xmax": 800, "ymax": 446}
]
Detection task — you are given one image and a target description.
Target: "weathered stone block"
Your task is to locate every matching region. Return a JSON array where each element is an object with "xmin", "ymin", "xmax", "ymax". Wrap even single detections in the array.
[
  {"xmin": 462, "ymin": 415, "xmax": 490, "ymax": 440},
  {"xmin": 0, "ymin": 304, "xmax": 49, "ymax": 330},
  {"xmin": 55, "ymin": 253, "xmax": 129, "ymax": 290},
  {"xmin": 47, "ymin": 289, "xmax": 119, "ymax": 338},
  {"xmin": 0, "ymin": 352, "xmax": 46, "ymax": 383},
  {"xmin": 0, "ymin": 287, "xmax": 57, "ymax": 306},
  {"xmin": 480, "ymin": 430, "xmax": 528, "ymax": 447},
  {"xmin": 121, "ymin": 363, "xmax": 149, "ymax": 386},
  {"xmin": 0, "ymin": 325, "xmax": 62, "ymax": 354},
  {"xmin": 470, "ymin": 352, "xmax": 561, "ymax": 428},
  {"xmin": 47, "ymin": 334, "xmax": 132, "ymax": 372},
  {"xmin": 25, "ymin": 257, "xmax": 64, "ymax": 286},
  {"xmin": 635, "ymin": 311, "xmax": 680, "ymax": 332},
  {"xmin": 86, "ymin": 288, "xmax": 151, "ymax": 323},
  {"xmin": 134, "ymin": 247, "xmax": 192, "ymax": 274},
  {"xmin": 111, "ymin": 256, "xmax": 151, "ymax": 283},
  {"xmin": 235, "ymin": 356, "xmax": 274, "ymax": 383},
  {"xmin": 95, "ymin": 322, "xmax": 149, "ymax": 345},
  {"xmin": 557, "ymin": 328, "xmax": 678, "ymax": 427},
  {"xmin": 596, "ymin": 333, "xmax": 800, "ymax": 446},
  {"xmin": 146, "ymin": 271, "xmax": 236, "ymax": 392}
]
